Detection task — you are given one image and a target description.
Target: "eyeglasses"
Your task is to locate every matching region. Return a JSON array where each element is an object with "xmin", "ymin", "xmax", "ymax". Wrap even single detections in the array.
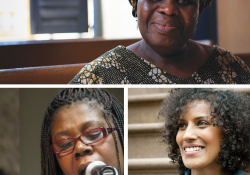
[{"xmin": 51, "ymin": 127, "xmax": 117, "ymax": 154}]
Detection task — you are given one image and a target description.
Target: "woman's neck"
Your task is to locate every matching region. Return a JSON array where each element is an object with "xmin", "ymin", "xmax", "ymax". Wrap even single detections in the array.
[
  {"xmin": 128, "ymin": 39, "xmax": 212, "ymax": 78},
  {"xmin": 190, "ymin": 165, "xmax": 227, "ymax": 175},
  {"xmin": 137, "ymin": 39, "xmax": 190, "ymax": 65}
]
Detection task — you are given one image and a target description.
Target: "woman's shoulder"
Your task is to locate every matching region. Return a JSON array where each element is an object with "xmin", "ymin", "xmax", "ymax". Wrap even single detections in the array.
[
  {"xmin": 193, "ymin": 42, "xmax": 248, "ymax": 69},
  {"xmin": 189, "ymin": 41, "xmax": 250, "ymax": 84},
  {"xmin": 235, "ymin": 170, "xmax": 247, "ymax": 175},
  {"xmin": 211, "ymin": 45, "xmax": 250, "ymax": 72},
  {"xmin": 68, "ymin": 45, "xmax": 140, "ymax": 84}
]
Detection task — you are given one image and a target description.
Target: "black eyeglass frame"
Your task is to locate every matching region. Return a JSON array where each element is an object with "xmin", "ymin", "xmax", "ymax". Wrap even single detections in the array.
[{"xmin": 51, "ymin": 127, "xmax": 117, "ymax": 154}]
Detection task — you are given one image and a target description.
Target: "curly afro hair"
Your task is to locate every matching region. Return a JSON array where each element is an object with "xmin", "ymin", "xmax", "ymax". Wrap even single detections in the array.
[
  {"xmin": 159, "ymin": 88, "xmax": 250, "ymax": 175},
  {"xmin": 129, "ymin": 0, "xmax": 214, "ymax": 17}
]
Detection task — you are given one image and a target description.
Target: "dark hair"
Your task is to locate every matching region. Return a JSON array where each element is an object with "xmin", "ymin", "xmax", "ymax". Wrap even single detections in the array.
[
  {"xmin": 0, "ymin": 169, "xmax": 6, "ymax": 175},
  {"xmin": 129, "ymin": 0, "xmax": 214, "ymax": 17},
  {"xmin": 41, "ymin": 88, "xmax": 124, "ymax": 175},
  {"xmin": 159, "ymin": 88, "xmax": 250, "ymax": 175}
]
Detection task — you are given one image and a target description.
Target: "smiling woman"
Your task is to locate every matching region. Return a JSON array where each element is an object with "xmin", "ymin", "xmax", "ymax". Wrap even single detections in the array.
[
  {"xmin": 159, "ymin": 89, "xmax": 250, "ymax": 175},
  {"xmin": 69, "ymin": 0, "xmax": 250, "ymax": 84},
  {"xmin": 176, "ymin": 100, "xmax": 222, "ymax": 174},
  {"xmin": 41, "ymin": 88, "xmax": 124, "ymax": 175}
]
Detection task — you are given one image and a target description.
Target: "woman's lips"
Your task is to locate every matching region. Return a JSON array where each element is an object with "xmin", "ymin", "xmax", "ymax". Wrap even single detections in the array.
[
  {"xmin": 78, "ymin": 162, "xmax": 91, "ymax": 175},
  {"xmin": 152, "ymin": 21, "xmax": 179, "ymax": 34},
  {"xmin": 184, "ymin": 148, "xmax": 204, "ymax": 156},
  {"xmin": 183, "ymin": 145, "xmax": 205, "ymax": 157}
]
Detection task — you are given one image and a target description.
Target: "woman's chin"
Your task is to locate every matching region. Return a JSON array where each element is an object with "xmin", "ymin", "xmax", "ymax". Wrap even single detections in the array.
[
  {"xmin": 184, "ymin": 162, "xmax": 204, "ymax": 170},
  {"xmin": 182, "ymin": 157, "xmax": 207, "ymax": 170}
]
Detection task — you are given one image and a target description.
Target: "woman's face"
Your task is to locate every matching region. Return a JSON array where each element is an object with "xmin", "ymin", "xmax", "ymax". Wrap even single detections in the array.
[
  {"xmin": 136, "ymin": 0, "xmax": 199, "ymax": 55},
  {"xmin": 176, "ymin": 100, "xmax": 222, "ymax": 170},
  {"xmin": 51, "ymin": 102, "xmax": 124, "ymax": 175}
]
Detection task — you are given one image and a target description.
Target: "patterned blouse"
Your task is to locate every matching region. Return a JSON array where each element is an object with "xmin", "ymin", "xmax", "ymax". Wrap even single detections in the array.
[{"xmin": 69, "ymin": 45, "xmax": 250, "ymax": 84}]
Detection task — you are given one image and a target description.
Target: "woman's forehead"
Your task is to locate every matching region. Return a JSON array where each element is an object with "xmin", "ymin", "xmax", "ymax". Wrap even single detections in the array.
[
  {"xmin": 51, "ymin": 103, "xmax": 106, "ymax": 127},
  {"xmin": 52, "ymin": 99, "xmax": 103, "ymax": 119},
  {"xmin": 50, "ymin": 104, "xmax": 110, "ymax": 138}
]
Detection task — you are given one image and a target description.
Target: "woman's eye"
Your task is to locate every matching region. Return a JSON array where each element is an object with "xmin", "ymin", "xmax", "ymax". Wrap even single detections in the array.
[
  {"xmin": 59, "ymin": 141, "xmax": 74, "ymax": 150},
  {"xmin": 178, "ymin": 123, "xmax": 187, "ymax": 129},
  {"xmin": 85, "ymin": 130, "xmax": 102, "ymax": 140},
  {"xmin": 197, "ymin": 120, "xmax": 209, "ymax": 126},
  {"xmin": 87, "ymin": 133, "xmax": 100, "ymax": 140},
  {"xmin": 151, "ymin": 0, "xmax": 162, "ymax": 2},
  {"xmin": 177, "ymin": 0, "xmax": 192, "ymax": 5}
]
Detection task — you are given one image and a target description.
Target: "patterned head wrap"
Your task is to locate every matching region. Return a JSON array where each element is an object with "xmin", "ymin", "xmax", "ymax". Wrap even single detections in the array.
[{"xmin": 129, "ymin": 0, "xmax": 214, "ymax": 17}]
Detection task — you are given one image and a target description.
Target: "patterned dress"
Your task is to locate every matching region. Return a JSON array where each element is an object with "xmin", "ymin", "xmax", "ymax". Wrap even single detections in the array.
[{"xmin": 69, "ymin": 45, "xmax": 250, "ymax": 84}]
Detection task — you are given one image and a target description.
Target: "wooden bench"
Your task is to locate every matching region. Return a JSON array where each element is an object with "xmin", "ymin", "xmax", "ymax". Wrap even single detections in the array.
[
  {"xmin": 0, "ymin": 38, "xmax": 140, "ymax": 69},
  {"xmin": 0, "ymin": 63, "xmax": 86, "ymax": 84}
]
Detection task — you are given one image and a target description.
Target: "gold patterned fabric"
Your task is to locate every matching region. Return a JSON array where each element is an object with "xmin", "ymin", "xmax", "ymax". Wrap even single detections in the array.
[{"xmin": 69, "ymin": 45, "xmax": 250, "ymax": 84}]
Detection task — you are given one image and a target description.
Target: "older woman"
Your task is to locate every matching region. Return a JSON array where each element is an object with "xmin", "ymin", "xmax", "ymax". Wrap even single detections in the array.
[
  {"xmin": 41, "ymin": 88, "xmax": 124, "ymax": 175},
  {"xmin": 159, "ymin": 88, "xmax": 250, "ymax": 175},
  {"xmin": 69, "ymin": 0, "xmax": 250, "ymax": 84}
]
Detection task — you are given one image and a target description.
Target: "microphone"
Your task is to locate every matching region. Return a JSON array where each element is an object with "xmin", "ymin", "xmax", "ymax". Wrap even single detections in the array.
[{"xmin": 85, "ymin": 161, "xmax": 119, "ymax": 175}]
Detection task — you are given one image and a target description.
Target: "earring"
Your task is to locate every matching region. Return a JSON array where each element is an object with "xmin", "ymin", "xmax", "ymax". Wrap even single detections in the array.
[
  {"xmin": 194, "ymin": 21, "xmax": 198, "ymax": 38},
  {"xmin": 135, "ymin": 13, "xmax": 138, "ymax": 30}
]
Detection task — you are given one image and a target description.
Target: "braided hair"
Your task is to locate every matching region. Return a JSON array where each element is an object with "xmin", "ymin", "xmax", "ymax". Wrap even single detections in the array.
[
  {"xmin": 129, "ymin": 0, "xmax": 214, "ymax": 17},
  {"xmin": 41, "ymin": 88, "xmax": 124, "ymax": 175}
]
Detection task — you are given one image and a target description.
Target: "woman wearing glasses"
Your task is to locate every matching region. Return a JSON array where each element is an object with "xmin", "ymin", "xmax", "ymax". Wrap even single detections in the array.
[
  {"xmin": 41, "ymin": 88, "xmax": 124, "ymax": 175},
  {"xmin": 159, "ymin": 88, "xmax": 250, "ymax": 175}
]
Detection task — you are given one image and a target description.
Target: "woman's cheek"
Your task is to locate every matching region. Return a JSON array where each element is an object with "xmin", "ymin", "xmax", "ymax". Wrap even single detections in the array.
[
  {"xmin": 142, "ymin": 2, "xmax": 150, "ymax": 11},
  {"xmin": 186, "ymin": 10, "xmax": 199, "ymax": 22}
]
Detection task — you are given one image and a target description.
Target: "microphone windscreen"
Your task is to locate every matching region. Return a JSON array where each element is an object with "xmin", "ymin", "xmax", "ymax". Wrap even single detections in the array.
[{"xmin": 85, "ymin": 161, "xmax": 106, "ymax": 175}]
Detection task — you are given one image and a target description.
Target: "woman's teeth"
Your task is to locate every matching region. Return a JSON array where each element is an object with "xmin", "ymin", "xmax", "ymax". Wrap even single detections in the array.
[{"xmin": 185, "ymin": 147, "xmax": 203, "ymax": 152}]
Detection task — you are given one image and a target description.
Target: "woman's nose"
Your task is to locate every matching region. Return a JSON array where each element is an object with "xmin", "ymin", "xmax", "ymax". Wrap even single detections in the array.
[
  {"xmin": 157, "ymin": 0, "xmax": 179, "ymax": 16},
  {"xmin": 183, "ymin": 126, "xmax": 198, "ymax": 141},
  {"xmin": 74, "ymin": 140, "xmax": 94, "ymax": 159}
]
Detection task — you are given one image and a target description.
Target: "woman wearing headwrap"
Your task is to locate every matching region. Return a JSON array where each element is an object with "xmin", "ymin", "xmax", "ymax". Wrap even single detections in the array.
[{"xmin": 69, "ymin": 0, "xmax": 250, "ymax": 84}]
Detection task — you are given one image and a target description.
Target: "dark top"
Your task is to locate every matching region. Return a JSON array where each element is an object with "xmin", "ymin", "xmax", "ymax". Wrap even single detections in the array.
[
  {"xmin": 69, "ymin": 45, "xmax": 250, "ymax": 84},
  {"xmin": 184, "ymin": 169, "xmax": 246, "ymax": 175}
]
